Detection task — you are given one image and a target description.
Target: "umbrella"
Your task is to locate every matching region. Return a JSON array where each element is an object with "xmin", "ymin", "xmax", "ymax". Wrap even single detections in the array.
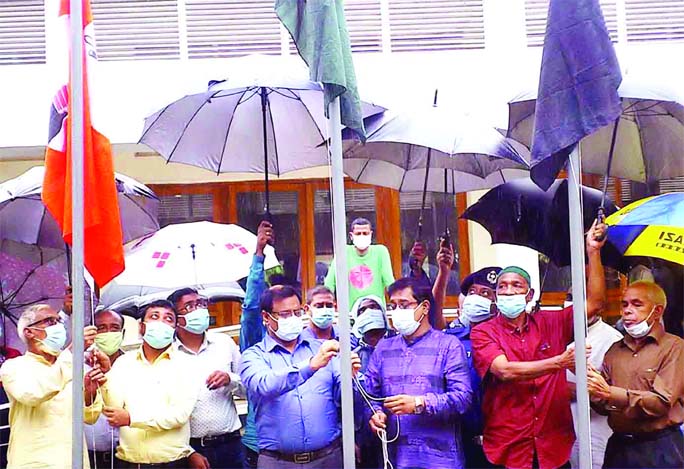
[
  {"xmin": 606, "ymin": 192, "xmax": 684, "ymax": 266},
  {"xmin": 0, "ymin": 166, "xmax": 159, "ymax": 250},
  {"xmin": 461, "ymin": 178, "xmax": 625, "ymax": 269},
  {"xmin": 100, "ymin": 280, "xmax": 245, "ymax": 317},
  {"xmin": 113, "ymin": 221, "xmax": 280, "ymax": 289},
  {"xmin": 343, "ymin": 107, "xmax": 530, "ymax": 194},
  {"xmin": 139, "ymin": 54, "xmax": 384, "ymax": 214},
  {"xmin": 508, "ymin": 76, "xmax": 684, "ymax": 186}
]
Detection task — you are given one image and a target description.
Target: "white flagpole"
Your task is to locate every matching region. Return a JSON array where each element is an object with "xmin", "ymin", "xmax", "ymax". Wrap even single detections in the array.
[
  {"xmin": 70, "ymin": 0, "xmax": 85, "ymax": 467},
  {"xmin": 327, "ymin": 96, "xmax": 356, "ymax": 469},
  {"xmin": 567, "ymin": 146, "xmax": 593, "ymax": 469}
]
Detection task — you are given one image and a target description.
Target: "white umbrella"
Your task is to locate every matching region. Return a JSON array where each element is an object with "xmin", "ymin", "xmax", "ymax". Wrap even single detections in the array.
[{"xmin": 113, "ymin": 221, "xmax": 279, "ymax": 289}]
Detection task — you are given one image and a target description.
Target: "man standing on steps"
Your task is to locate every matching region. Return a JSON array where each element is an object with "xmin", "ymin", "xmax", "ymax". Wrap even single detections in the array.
[
  {"xmin": 170, "ymin": 287, "xmax": 246, "ymax": 469},
  {"xmin": 325, "ymin": 218, "xmax": 395, "ymax": 307}
]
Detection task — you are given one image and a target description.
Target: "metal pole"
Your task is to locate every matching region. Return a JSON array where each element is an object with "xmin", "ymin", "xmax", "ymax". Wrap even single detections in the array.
[
  {"xmin": 567, "ymin": 146, "xmax": 592, "ymax": 469},
  {"xmin": 70, "ymin": 0, "xmax": 85, "ymax": 466},
  {"xmin": 260, "ymin": 87, "xmax": 271, "ymax": 218},
  {"xmin": 327, "ymin": 96, "xmax": 356, "ymax": 469}
]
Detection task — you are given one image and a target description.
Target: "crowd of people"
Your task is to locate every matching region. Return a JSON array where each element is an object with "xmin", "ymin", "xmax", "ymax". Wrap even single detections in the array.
[{"xmin": 1, "ymin": 217, "xmax": 683, "ymax": 469}]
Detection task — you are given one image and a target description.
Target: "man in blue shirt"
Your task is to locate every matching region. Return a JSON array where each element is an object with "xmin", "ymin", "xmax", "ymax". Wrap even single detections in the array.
[
  {"xmin": 239, "ymin": 286, "xmax": 361, "ymax": 469},
  {"xmin": 444, "ymin": 266, "xmax": 500, "ymax": 469},
  {"xmin": 301, "ymin": 285, "xmax": 339, "ymax": 341}
]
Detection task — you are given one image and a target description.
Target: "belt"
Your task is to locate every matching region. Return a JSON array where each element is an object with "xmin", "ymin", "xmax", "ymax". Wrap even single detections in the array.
[
  {"xmin": 260, "ymin": 439, "xmax": 341, "ymax": 464},
  {"xmin": 90, "ymin": 450, "xmax": 113, "ymax": 463},
  {"xmin": 190, "ymin": 430, "xmax": 241, "ymax": 448},
  {"xmin": 613, "ymin": 425, "xmax": 682, "ymax": 442}
]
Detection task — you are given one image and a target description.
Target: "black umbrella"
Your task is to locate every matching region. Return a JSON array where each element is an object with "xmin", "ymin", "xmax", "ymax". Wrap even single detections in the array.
[{"xmin": 460, "ymin": 178, "xmax": 625, "ymax": 269}]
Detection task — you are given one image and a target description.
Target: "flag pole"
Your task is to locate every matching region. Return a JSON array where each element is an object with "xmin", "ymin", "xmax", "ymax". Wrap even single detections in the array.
[
  {"xmin": 567, "ymin": 146, "xmax": 593, "ymax": 469},
  {"xmin": 327, "ymin": 96, "xmax": 356, "ymax": 469},
  {"xmin": 70, "ymin": 0, "xmax": 85, "ymax": 467}
]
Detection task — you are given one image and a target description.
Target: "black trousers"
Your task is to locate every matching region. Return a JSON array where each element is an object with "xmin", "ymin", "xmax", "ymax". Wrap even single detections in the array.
[
  {"xmin": 114, "ymin": 457, "xmax": 189, "ymax": 469},
  {"xmin": 603, "ymin": 426, "xmax": 684, "ymax": 469}
]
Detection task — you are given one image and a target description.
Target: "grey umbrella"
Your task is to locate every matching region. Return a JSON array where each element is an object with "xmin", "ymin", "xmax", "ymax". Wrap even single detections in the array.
[
  {"xmin": 508, "ymin": 76, "xmax": 684, "ymax": 184},
  {"xmin": 139, "ymin": 55, "xmax": 384, "ymax": 214},
  {"xmin": 0, "ymin": 166, "xmax": 159, "ymax": 250}
]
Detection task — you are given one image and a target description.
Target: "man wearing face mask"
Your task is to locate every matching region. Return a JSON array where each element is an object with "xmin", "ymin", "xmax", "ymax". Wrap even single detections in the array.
[
  {"xmin": 99, "ymin": 300, "xmax": 206, "ymax": 469},
  {"xmin": 470, "ymin": 222, "xmax": 606, "ymax": 469},
  {"xmin": 302, "ymin": 285, "xmax": 339, "ymax": 341},
  {"xmin": 325, "ymin": 218, "xmax": 395, "ymax": 308},
  {"xmin": 170, "ymin": 287, "xmax": 246, "ymax": 469},
  {"xmin": 587, "ymin": 280, "xmax": 684, "ymax": 469},
  {"xmin": 445, "ymin": 266, "xmax": 501, "ymax": 468},
  {"xmin": 364, "ymin": 277, "xmax": 473, "ymax": 469},
  {"xmin": 85, "ymin": 308, "xmax": 126, "ymax": 468},
  {"xmin": 0, "ymin": 304, "xmax": 106, "ymax": 468},
  {"xmin": 239, "ymin": 286, "xmax": 361, "ymax": 468}
]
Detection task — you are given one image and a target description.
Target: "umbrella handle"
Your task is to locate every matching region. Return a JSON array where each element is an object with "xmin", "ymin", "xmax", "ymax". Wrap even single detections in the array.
[{"xmin": 595, "ymin": 207, "xmax": 607, "ymax": 241}]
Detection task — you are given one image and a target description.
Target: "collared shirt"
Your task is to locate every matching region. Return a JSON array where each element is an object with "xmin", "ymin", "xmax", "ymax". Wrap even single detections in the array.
[
  {"xmin": 239, "ymin": 334, "xmax": 342, "ymax": 453},
  {"xmin": 362, "ymin": 328, "xmax": 473, "ymax": 469},
  {"xmin": 598, "ymin": 322, "xmax": 684, "ymax": 433},
  {"xmin": 0, "ymin": 351, "xmax": 101, "ymax": 468},
  {"xmin": 566, "ymin": 319, "xmax": 622, "ymax": 454},
  {"xmin": 101, "ymin": 347, "xmax": 199, "ymax": 464},
  {"xmin": 471, "ymin": 308, "xmax": 575, "ymax": 469},
  {"xmin": 300, "ymin": 324, "xmax": 338, "ymax": 342},
  {"xmin": 174, "ymin": 332, "xmax": 246, "ymax": 438},
  {"xmin": 239, "ymin": 254, "xmax": 268, "ymax": 452}
]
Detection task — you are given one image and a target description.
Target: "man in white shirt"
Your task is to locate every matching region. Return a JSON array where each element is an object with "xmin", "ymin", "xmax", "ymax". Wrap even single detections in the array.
[
  {"xmin": 565, "ymin": 292, "xmax": 623, "ymax": 469},
  {"xmin": 170, "ymin": 287, "xmax": 246, "ymax": 469}
]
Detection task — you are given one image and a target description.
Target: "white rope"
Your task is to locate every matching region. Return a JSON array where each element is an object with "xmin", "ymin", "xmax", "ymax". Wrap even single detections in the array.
[{"xmin": 353, "ymin": 375, "xmax": 400, "ymax": 469}]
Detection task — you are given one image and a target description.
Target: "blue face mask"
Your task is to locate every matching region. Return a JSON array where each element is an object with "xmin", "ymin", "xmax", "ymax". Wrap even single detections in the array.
[
  {"xmin": 496, "ymin": 293, "xmax": 529, "ymax": 319},
  {"xmin": 310, "ymin": 307, "xmax": 335, "ymax": 329},
  {"xmin": 355, "ymin": 309, "xmax": 387, "ymax": 336},
  {"xmin": 35, "ymin": 323, "xmax": 68, "ymax": 356},
  {"xmin": 182, "ymin": 308, "xmax": 210, "ymax": 335},
  {"xmin": 461, "ymin": 294, "xmax": 493, "ymax": 325},
  {"xmin": 143, "ymin": 321, "xmax": 175, "ymax": 349}
]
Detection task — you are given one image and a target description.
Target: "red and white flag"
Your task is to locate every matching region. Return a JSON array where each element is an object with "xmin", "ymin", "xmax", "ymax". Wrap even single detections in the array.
[{"xmin": 42, "ymin": 0, "xmax": 124, "ymax": 288}]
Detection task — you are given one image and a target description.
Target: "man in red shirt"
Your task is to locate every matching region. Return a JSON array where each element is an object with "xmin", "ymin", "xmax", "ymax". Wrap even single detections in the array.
[{"xmin": 471, "ymin": 221, "xmax": 607, "ymax": 469}]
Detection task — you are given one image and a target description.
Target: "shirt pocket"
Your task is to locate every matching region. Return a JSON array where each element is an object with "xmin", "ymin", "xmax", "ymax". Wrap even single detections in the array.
[{"xmin": 636, "ymin": 367, "xmax": 658, "ymax": 389}]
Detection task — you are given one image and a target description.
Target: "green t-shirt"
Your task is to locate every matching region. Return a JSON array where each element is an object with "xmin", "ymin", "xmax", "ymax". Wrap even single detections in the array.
[{"xmin": 324, "ymin": 244, "xmax": 395, "ymax": 307}]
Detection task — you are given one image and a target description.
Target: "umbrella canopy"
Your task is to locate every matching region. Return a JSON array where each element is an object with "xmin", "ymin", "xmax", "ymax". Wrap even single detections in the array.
[
  {"xmin": 100, "ymin": 280, "xmax": 245, "ymax": 317},
  {"xmin": 343, "ymin": 108, "xmax": 530, "ymax": 193},
  {"xmin": 0, "ymin": 166, "xmax": 159, "ymax": 249},
  {"xmin": 113, "ymin": 221, "xmax": 280, "ymax": 289},
  {"xmin": 606, "ymin": 192, "xmax": 684, "ymax": 266},
  {"xmin": 461, "ymin": 178, "xmax": 625, "ymax": 268},
  {"xmin": 508, "ymin": 77, "xmax": 684, "ymax": 183},
  {"xmin": 139, "ymin": 55, "xmax": 384, "ymax": 176}
]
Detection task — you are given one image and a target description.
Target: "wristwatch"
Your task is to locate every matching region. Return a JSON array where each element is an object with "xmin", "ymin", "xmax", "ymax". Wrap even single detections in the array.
[{"xmin": 414, "ymin": 396, "xmax": 425, "ymax": 414}]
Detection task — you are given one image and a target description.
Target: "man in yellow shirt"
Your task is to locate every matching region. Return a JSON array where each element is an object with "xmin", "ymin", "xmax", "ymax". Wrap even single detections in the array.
[
  {"xmin": 100, "ymin": 299, "xmax": 207, "ymax": 469},
  {"xmin": 0, "ymin": 304, "xmax": 105, "ymax": 468}
]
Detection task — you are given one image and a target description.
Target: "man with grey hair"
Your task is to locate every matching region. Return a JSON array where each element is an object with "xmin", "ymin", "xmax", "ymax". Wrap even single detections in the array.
[
  {"xmin": 588, "ymin": 280, "xmax": 684, "ymax": 468},
  {"xmin": 0, "ymin": 304, "xmax": 107, "ymax": 467}
]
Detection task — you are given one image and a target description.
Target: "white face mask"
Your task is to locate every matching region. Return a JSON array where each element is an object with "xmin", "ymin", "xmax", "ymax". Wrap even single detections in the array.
[
  {"xmin": 270, "ymin": 314, "xmax": 304, "ymax": 342},
  {"xmin": 624, "ymin": 306, "xmax": 656, "ymax": 339},
  {"xmin": 352, "ymin": 234, "xmax": 372, "ymax": 251},
  {"xmin": 310, "ymin": 307, "xmax": 335, "ymax": 329},
  {"xmin": 392, "ymin": 306, "xmax": 423, "ymax": 337}
]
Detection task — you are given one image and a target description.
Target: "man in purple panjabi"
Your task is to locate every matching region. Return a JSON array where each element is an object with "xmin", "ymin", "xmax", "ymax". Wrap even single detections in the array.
[{"xmin": 362, "ymin": 277, "xmax": 473, "ymax": 469}]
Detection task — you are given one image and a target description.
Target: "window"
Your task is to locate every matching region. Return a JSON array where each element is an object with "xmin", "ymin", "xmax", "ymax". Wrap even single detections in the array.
[
  {"xmin": 345, "ymin": 0, "xmax": 383, "ymax": 53},
  {"xmin": 185, "ymin": 0, "xmax": 282, "ymax": 59},
  {"xmin": 313, "ymin": 188, "xmax": 377, "ymax": 284},
  {"xmin": 524, "ymin": 0, "xmax": 618, "ymax": 47},
  {"xmin": 388, "ymin": 0, "xmax": 485, "ymax": 51},
  {"xmin": 0, "ymin": 1, "xmax": 45, "ymax": 65},
  {"xmin": 158, "ymin": 193, "xmax": 213, "ymax": 227},
  {"xmin": 91, "ymin": 0, "xmax": 181, "ymax": 61},
  {"xmin": 399, "ymin": 192, "xmax": 461, "ymax": 295},
  {"xmin": 237, "ymin": 191, "xmax": 301, "ymax": 284},
  {"xmin": 625, "ymin": 0, "xmax": 684, "ymax": 43}
]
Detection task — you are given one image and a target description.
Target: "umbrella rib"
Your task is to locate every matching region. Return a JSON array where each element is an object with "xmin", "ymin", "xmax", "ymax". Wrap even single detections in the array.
[
  {"xmin": 267, "ymin": 92, "xmax": 282, "ymax": 177},
  {"xmin": 215, "ymin": 88, "xmax": 250, "ymax": 175},
  {"xmin": 138, "ymin": 102, "xmax": 173, "ymax": 144},
  {"xmin": 166, "ymin": 90, "xmax": 223, "ymax": 164},
  {"xmin": 292, "ymin": 91, "xmax": 326, "ymax": 146},
  {"xmin": 125, "ymin": 195, "xmax": 160, "ymax": 234}
]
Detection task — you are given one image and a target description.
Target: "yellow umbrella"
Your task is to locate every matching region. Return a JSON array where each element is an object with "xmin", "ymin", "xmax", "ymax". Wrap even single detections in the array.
[{"xmin": 605, "ymin": 193, "xmax": 684, "ymax": 265}]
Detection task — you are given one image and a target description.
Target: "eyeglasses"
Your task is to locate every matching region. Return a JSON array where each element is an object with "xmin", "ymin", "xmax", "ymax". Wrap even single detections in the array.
[
  {"xmin": 179, "ymin": 298, "xmax": 209, "ymax": 314},
  {"xmin": 270, "ymin": 309, "xmax": 304, "ymax": 320},
  {"xmin": 27, "ymin": 316, "xmax": 64, "ymax": 328},
  {"xmin": 312, "ymin": 302, "xmax": 335, "ymax": 309},
  {"xmin": 386, "ymin": 301, "xmax": 418, "ymax": 311}
]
